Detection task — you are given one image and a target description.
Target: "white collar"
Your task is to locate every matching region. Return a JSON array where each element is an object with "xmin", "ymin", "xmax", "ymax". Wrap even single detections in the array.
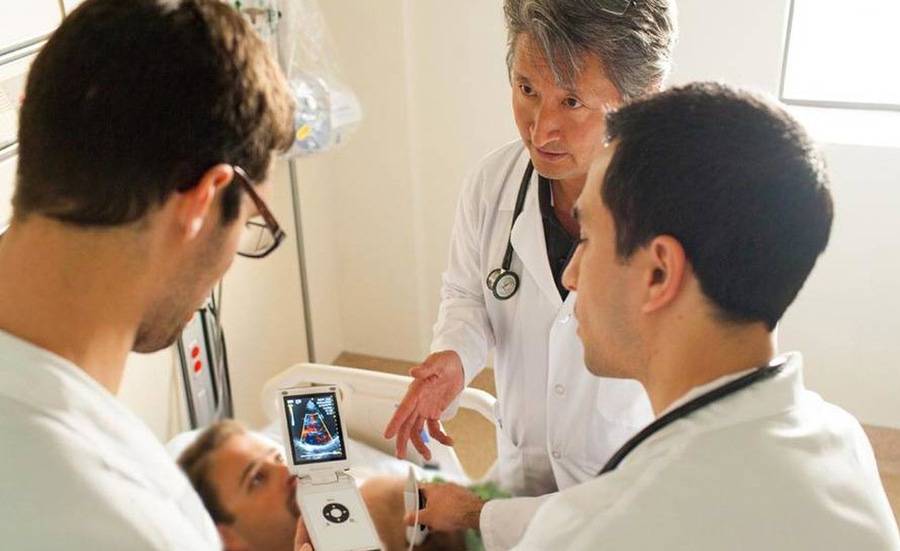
[{"xmin": 657, "ymin": 351, "xmax": 803, "ymax": 419}]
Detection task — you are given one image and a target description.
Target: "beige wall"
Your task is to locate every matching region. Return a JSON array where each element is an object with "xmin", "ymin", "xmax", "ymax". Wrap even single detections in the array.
[
  {"xmin": 5, "ymin": 0, "xmax": 897, "ymax": 440},
  {"xmin": 670, "ymin": 0, "xmax": 900, "ymax": 427},
  {"xmin": 301, "ymin": 0, "xmax": 899, "ymax": 428},
  {"xmin": 300, "ymin": 0, "xmax": 517, "ymax": 363}
]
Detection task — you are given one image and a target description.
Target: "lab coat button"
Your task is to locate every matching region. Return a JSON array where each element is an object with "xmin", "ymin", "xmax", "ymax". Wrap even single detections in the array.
[
  {"xmin": 552, "ymin": 450, "xmax": 562, "ymax": 459},
  {"xmin": 559, "ymin": 314, "xmax": 572, "ymax": 324},
  {"xmin": 554, "ymin": 384, "xmax": 566, "ymax": 396}
]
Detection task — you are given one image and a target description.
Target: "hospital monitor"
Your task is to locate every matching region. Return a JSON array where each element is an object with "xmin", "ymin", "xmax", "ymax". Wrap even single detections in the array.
[{"xmin": 280, "ymin": 386, "xmax": 351, "ymax": 474}]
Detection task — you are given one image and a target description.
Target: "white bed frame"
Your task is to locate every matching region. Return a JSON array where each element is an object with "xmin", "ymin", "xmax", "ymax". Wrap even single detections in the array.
[{"xmin": 261, "ymin": 363, "xmax": 497, "ymax": 480}]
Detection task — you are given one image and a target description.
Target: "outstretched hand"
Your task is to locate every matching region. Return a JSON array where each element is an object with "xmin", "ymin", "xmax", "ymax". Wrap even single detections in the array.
[{"xmin": 383, "ymin": 350, "xmax": 465, "ymax": 460}]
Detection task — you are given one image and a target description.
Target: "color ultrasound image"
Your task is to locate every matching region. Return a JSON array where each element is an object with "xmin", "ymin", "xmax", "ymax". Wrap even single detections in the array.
[{"xmin": 284, "ymin": 392, "xmax": 347, "ymax": 465}]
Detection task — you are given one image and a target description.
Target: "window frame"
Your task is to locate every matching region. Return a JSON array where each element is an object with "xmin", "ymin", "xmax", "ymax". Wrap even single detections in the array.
[{"xmin": 779, "ymin": 0, "xmax": 900, "ymax": 113}]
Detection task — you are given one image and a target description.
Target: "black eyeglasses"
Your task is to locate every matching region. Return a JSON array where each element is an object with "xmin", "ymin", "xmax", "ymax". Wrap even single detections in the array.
[
  {"xmin": 232, "ymin": 166, "xmax": 286, "ymax": 258},
  {"xmin": 600, "ymin": 0, "xmax": 633, "ymax": 16}
]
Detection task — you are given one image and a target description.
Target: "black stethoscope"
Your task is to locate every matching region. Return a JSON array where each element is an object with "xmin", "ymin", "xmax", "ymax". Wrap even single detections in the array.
[
  {"xmin": 598, "ymin": 360, "xmax": 786, "ymax": 475},
  {"xmin": 486, "ymin": 160, "xmax": 541, "ymax": 300}
]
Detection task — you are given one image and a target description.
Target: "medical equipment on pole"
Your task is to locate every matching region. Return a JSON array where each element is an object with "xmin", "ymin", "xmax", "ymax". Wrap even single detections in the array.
[
  {"xmin": 225, "ymin": 0, "xmax": 363, "ymax": 365},
  {"xmin": 232, "ymin": 0, "xmax": 363, "ymax": 158}
]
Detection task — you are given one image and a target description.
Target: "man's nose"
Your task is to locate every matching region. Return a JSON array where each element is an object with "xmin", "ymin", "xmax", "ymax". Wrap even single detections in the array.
[
  {"xmin": 562, "ymin": 249, "xmax": 579, "ymax": 291},
  {"xmin": 530, "ymin": 101, "xmax": 562, "ymax": 147}
]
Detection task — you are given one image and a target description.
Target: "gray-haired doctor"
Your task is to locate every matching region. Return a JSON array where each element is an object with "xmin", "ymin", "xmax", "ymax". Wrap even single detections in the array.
[{"xmin": 385, "ymin": 1, "xmax": 677, "ymax": 548}]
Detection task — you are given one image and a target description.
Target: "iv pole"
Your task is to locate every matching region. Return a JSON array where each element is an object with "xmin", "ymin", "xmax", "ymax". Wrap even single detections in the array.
[
  {"xmin": 287, "ymin": 160, "xmax": 317, "ymax": 362},
  {"xmin": 269, "ymin": 0, "xmax": 317, "ymax": 363}
]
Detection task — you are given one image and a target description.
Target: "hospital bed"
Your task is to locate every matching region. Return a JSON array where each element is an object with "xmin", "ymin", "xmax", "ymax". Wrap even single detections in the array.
[{"xmin": 170, "ymin": 362, "xmax": 498, "ymax": 485}]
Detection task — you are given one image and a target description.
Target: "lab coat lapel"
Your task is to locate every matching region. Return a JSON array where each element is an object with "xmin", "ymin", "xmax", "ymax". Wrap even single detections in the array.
[{"xmin": 510, "ymin": 184, "xmax": 563, "ymax": 307}]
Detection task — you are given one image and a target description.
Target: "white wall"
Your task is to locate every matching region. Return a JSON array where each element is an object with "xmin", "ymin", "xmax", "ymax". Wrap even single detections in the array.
[
  {"xmin": 300, "ymin": 0, "xmax": 516, "ymax": 362},
  {"xmin": 302, "ymin": 0, "xmax": 900, "ymax": 427},
  {"xmin": 403, "ymin": 2, "xmax": 519, "ymax": 351},
  {"xmin": 9, "ymin": 0, "xmax": 895, "ymax": 440},
  {"xmin": 669, "ymin": 0, "xmax": 900, "ymax": 427}
]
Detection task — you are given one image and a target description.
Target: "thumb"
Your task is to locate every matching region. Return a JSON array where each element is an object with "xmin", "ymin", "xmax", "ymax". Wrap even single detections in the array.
[
  {"xmin": 409, "ymin": 365, "xmax": 440, "ymax": 379},
  {"xmin": 409, "ymin": 362, "xmax": 441, "ymax": 379}
]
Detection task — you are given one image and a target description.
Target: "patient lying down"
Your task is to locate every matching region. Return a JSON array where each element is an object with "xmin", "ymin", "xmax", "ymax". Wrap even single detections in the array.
[{"xmin": 178, "ymin": 420, "xmax": 463, "ymax": 551}]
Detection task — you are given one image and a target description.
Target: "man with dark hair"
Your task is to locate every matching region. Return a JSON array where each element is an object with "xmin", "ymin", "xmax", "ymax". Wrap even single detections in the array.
[
  {"xmin": 177, "ymin": 420, "xmax": 466, "ymax": 551},
  {"xmin": 0, "ymin": 0, "xmax": 296, "ymax": 548},
  {"xmin": 385, "ymin": 2, "xmax": 677, "ymax": 547},
  {"xmin": 503, "ymin": 82, "xmax": 898, "ymax": 548}
]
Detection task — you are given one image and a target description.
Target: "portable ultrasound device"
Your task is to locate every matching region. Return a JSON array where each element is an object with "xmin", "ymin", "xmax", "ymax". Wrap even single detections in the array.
[
  {"xmin": 404, "ymin": 466, "xmax": 429, "ymax": 547},
  {"xmin": 279, "ymin": 386, "xmax": 382, "ymax": 551}
]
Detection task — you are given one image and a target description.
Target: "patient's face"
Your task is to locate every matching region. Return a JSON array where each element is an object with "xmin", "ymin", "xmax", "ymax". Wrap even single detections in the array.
[{"xmin": 209, "ymin": 432, "xmax": 307, "ymax": 551}]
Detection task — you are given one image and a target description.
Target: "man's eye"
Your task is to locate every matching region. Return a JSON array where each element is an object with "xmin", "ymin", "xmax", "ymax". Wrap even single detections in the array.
[
  {"xmin": 250, "ymin": 471, "xmax": 267, "ymax": 489},
  {"xmin": 564, "ymin": 97, "xmax": 583, "ymax": 109},
  {"xmin": 519, "ymin": 84, "xmax": 535, "ymax": 96}
]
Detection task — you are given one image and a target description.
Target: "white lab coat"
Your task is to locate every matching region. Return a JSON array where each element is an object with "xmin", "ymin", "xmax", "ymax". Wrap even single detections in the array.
[
  {"xmin": 431, "ymin": 141, "xmax": 653, "ymax": 546},
  {"xmin": 0, "ymin": 329, "xmax": 221, "ymax": 550},
  {"xmin": 514, "ymin": 353, "xmax": 900, "ymax": 550}
]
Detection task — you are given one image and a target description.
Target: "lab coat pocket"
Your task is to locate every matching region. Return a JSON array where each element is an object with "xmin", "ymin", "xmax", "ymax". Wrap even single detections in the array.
[{"xmin": 492, "ymin": 402, "xmax": 527, "ymax": 495}]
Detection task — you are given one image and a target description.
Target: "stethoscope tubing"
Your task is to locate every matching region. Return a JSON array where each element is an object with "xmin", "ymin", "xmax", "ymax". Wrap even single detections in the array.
[
  {"xmin": 599, "ymin": 361, "xmax": 785, "ymax": 475},
  {"xmin": 486, "ymin": 160, "xmax": 537, "ymax": 300}
]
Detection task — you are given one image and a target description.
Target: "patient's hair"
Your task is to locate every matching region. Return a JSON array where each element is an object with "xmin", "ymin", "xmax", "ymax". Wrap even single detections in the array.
[
  {"xmin": 178, "ymin": 420, "xmax": 246, "ymax": 524},
  {"xmin": 503, "ymin": 0, "xmax": 677, "ymax": 99},
  {"xmin": 603, "ymin": 82, "xmax": 833, "ymax": 330},
  {"xmin": 14, "ymin": 0, "xmax": 294, "ymax": 226}
]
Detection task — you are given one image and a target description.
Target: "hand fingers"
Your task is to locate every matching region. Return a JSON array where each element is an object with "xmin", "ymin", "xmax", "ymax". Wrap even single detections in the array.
[
  {"xmin": 383, "ymin": 384, "xmax": 422, "ymax": 438},
  {"xmin": 394, "ymin": 409, "xmax": 419, "ymax": 459},
  {"xmin": 410, "ymin": 416, "xmax": 432, "ymax": 461},
  {"xmin": 427, "ymin": 418, "xmax": 454, "ymax": 446}
]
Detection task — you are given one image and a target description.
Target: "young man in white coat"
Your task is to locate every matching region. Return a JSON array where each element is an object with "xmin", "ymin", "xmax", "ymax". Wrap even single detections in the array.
[
  {"xmin": 0, "ymin": 1, "xmax": 306, "ymax": 549},
  {"xmin": 385, "ymin": 1, "xmax": 677, "ymax": 547},
  {"xmin": 418, "ymin": 83, "xmax": 900, "ymax": 549}
]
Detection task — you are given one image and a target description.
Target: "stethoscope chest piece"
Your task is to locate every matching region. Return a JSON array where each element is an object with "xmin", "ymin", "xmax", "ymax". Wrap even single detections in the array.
[{"xmin": 486, "ymin": 268, "xmax": 519, "ymax": 300}]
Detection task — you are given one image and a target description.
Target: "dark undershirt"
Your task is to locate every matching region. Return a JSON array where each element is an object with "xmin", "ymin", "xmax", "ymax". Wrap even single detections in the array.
[{"xmin": 538, "ymin": 175, "xmax": 578, "ymax": 301}]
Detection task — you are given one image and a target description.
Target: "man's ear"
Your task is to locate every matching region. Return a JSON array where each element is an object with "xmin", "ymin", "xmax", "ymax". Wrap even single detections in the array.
[
  {"xmin": 641, "ymin": 235, "xmax": 687, "ymax": 314},
  {"xmin": 176, "ymin": 164, "xmax": 234, "ymax": 240},
  {"xmin": 217, "ymin": 523, "xmax": 249, "ymax": 551}
]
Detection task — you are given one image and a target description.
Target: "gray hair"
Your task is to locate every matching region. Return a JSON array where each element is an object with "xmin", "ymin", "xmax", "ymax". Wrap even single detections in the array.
[{"xmin": 503, "ymin": 0, "xmax": 678, "ymax": 100}]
